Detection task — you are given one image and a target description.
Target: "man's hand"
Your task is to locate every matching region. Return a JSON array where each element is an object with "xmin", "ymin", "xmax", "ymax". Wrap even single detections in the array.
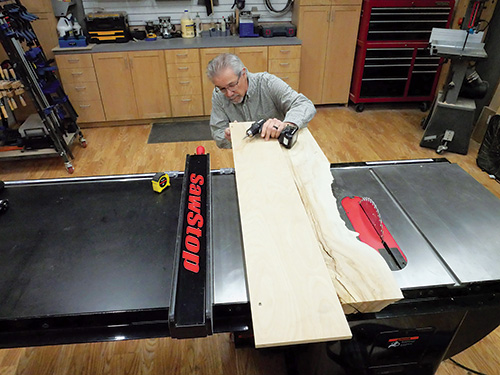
[
  {"xmin": 261, "ymin": 118, "xmax": 289, "ymax": 141},
  {"xmin": 224, "ymin": 127, "xmax": 231, "ymax": 142}
]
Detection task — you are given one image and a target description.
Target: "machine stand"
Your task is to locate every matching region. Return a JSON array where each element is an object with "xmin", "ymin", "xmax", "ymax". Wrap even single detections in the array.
[{"xmin": 420, "ymin": 92, "xmax": 476, "ymax": 155}]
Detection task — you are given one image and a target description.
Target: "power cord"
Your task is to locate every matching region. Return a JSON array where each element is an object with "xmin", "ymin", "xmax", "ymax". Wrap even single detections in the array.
[{"xmin": 449, "ymin": 358, "xmax": 487, "ymax": 375}]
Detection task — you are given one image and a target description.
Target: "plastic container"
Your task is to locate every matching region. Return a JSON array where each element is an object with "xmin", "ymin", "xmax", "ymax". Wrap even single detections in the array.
[
  {"xmin": 195, "ymin": 12, "xmax": 202, "ymax": 37},
  {"xmin": 180, "ymin": 10, "xmax": 195, "ymax": 38}
]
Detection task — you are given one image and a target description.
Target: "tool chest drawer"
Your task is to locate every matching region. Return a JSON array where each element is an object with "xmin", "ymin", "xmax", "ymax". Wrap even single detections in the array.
[
  {"xmin": 166, "ymin": 63, "xmax": 201, "ymax": 78},
  {"xmin": 349, "ymin": 0, "xmax": 454, "ymax": 108},
  {"xmin": 269, "ymin": 46, "xmax": 301, "ymax": 60},
  {"xmin": 58, "ymin": 67, "xmax": 97, "ymax": 84},
  {"xmin": 55, "ymin": 54, "xmax": 94, "ymax": 69},
  {"xmin": 165, "ymin": 49, "xmax": 200, "ymax": 64}
]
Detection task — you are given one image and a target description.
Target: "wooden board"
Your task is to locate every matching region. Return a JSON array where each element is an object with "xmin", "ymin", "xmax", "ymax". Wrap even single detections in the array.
[
  {"xmin": 231, "ymin": 122, "xmax": 352, "ymax": 348},
  {"xmin": 283, "ymin": 129, "xmax": 403, "ymax": 314}
]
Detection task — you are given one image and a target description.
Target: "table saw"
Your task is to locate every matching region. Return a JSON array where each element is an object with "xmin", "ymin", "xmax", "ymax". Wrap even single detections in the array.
[{"xmin": 1, "ymin": 158, "xmax": 500, "ymax": 375}]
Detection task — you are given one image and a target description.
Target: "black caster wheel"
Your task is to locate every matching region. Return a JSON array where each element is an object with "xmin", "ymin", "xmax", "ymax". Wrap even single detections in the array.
[
  {"xmin": 355, "ymin": 104, "xmax": 365, "ymax": 113},
  {"xmin": 419, "ymin": 102, "xmax": 429, "ymax": 112},
  {"xmin": 0, "ymin": 199, "xmax": 9, "ymax": 215}
]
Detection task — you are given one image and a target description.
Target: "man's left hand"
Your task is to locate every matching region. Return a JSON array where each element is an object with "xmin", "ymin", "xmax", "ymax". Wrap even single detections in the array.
[{"xmin": 261, "ymin": 118, "xmax": 288, "ymax": 141}]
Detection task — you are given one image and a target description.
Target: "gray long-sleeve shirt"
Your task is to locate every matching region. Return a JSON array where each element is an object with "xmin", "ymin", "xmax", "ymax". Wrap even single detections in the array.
[{"xmin": 209, "ymin": 71, "xmax": 317, "ymax": 148}]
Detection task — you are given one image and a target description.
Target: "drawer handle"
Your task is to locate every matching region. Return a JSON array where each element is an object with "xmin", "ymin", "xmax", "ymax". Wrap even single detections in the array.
[
  {"xmin": 79, "ymin": 104, "xmax": 91, "ymax": 108},
  {"xmin": 179, "ymin": 81, "xmax": 191, "ymax": 84},
  {"xmin": 176, "ymin": 53, "xmax": 188, "ymax": 57},
  {"xmin": 280, "ymin": 63, "xmax": 290, "ymax": 66},
  {"xmin": 280, "ymin": 50, "xmax": 291, "ymax": 54},
  {"xmin": 71, "ymin": 72, "xmax": 83, "ymax": 76},
  {"xmin": 280, "ymin": 76, "xmax": 289, "ymax": 80},
  {"xmin": 68, "ymin": 59, "xmax": 80, "ymax": 63},
  {"xmin": 75, "ymin": 86, "xmax": 87, "ymax": 90},
  {"xmin": 178, "ymin": 67, "xmax": 189, "ymax": 70},
  {"xmin": 181, "ymin": 99, "xmax": 192, "ymax": 102}
]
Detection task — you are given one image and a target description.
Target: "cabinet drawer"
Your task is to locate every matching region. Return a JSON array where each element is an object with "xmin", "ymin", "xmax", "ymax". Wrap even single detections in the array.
[
  {"xmin": 59, "ymin": 68, "xmax": 97, "ymax": 83},
  {"xmin": 269, "ymin": 59, "xmax": 301, "ymax": 73},
  {"xmin": 170, "ymin": 95, "xmax": 204, "ymax": 117},
  {"xmin": 169, "ymin": 77, "xmax": 202, "ymax": 96},
  {"xmin": 269, "ymin": 46, "xmax": 301, "ymax": 60},
  {"xmin": 64, "ymin": 82, "xmax": 101, "ymax": 102},
  {"xmin": 74, "ymin": 100, "xmax": 105, "ymax": 123},
  {"xmin": 273, "ymin": 72, "xmax": 300, "ymax": 91},
  {"xmin": 166, "ymin": 63, "xmax": 201, "ymax": 78},
  {"xmin": 55, "ymin": 54, "xmax": 94, "ymax": 69},
  {"xmin": 165, "ymin": 49, "xmax": 200, "ymax": 64}
]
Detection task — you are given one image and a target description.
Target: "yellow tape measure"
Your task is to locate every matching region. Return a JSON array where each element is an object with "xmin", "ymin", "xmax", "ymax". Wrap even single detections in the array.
[{"xmin": 152, "ymin": 172, "xmax": 170, "ymax": 193}]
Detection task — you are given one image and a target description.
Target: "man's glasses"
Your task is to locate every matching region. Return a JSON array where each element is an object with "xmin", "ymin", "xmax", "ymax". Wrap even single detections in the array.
[{"xmin": 215, "ymin": 72, "xmax": 242, "ymax": 94}]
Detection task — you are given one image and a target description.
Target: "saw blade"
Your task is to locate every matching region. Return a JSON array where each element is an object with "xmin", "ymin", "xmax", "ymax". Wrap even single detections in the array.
[{"xmin": 359, "ymin": 197, "xmax": 384, "ymax": 241}]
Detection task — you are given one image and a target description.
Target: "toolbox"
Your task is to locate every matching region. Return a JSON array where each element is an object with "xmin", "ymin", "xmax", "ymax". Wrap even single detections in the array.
[
  {"xmin": 19, "ymin": 114, "xmax": 53, "ymax": 150},
  {"xmin": 86, "ymin": 12, "xmax": 130, "ymax": 43}
]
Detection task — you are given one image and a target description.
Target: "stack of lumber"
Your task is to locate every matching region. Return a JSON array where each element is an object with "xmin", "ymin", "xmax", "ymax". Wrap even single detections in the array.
[{"xmin": 230, "ymin": 122, "xmax": 402, "ymax": 348}]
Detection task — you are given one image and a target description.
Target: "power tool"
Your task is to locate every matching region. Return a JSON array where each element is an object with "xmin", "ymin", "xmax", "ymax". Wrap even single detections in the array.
[{"xmin": 244, "ymin": 119, "xmax": 299, "ymax": 149}]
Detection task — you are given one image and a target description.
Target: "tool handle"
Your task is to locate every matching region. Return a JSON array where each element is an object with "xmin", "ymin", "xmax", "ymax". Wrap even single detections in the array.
[
  {"xmin": 19, "ymin": 95, "xmax": 26, "ymax": 107},
  {"xmin": 9, "ymin": 69, "xmax": 16, "ymax": 80},
  {"xmin": 1, "ymin": 103, "xmax": 7, "ymax": 118}
]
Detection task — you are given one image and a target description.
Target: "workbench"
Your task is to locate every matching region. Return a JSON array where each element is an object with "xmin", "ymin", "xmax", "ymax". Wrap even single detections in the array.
[{"xmin": 1, "ymin": 158, "xmax": 500, "ymax": 375}]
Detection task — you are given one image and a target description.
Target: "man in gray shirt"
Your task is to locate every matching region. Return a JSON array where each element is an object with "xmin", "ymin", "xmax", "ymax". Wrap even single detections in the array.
[{"xmin": 207, "ymin": 53, "xmax": 316, "ymax": 149}]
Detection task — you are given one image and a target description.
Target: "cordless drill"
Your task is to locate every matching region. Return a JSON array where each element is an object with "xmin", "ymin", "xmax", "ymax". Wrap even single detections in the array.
[{"xmin": 244, "ymin": 119, "xmax": 299, "ymax": 149}]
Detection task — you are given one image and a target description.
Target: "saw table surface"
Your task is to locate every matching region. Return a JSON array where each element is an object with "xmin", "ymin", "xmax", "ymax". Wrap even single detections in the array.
[{"xmin": 1, "ymin": 159, "xmax": 500, "ymax": 349}]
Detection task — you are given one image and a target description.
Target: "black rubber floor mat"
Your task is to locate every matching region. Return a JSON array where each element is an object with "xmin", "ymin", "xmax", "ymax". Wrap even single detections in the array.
[{"xmin": 148, "ymin": 121, "xmax": 212, "ymax": 144}]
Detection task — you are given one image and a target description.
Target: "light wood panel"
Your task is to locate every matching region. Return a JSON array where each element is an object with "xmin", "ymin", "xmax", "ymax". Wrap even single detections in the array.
[
  {"xmin": 129, "ymin": 51, "xmax": 171, "ymax": 119},
  {"xmin": 1, "ymin": 106, "xmax": 500, "ymax": 375},
  {"xmin": 284, "ymin": 129, "xmax": 402, "ymax": 313},
  {"xmin": 231, "ymin": 121, "xmax": 351, "ymax": 348},
  {"xmin": 93, "ymin": 52, "xmax": 139, "ymax": 121},
  {"xmin": 322, "ymin": 5, "xmax": 361, "ymax": 103},
  {"xmin": 234, "ymin": 47, "xmax": 268, "ymax": 73}
]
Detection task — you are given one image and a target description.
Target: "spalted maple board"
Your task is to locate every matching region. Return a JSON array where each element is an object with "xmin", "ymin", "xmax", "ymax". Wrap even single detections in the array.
[
  {"xmin": 282, "ymin": 129, "xmax": 403, "ymax": 314},
  {"xmin": 230, "ymin": 122, "xmax": 352, "ymax": 348}
]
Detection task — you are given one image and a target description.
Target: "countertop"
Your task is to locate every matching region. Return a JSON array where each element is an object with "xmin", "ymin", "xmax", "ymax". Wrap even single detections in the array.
[{"xmin": 53, "ymin": 36, "xmax": 302, "ymax": 55}]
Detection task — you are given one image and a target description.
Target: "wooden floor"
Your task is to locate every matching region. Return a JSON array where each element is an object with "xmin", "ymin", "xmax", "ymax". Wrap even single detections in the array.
[{"xmin": 1, "ymin": 105, "xmax": 499, "ymax": 375}]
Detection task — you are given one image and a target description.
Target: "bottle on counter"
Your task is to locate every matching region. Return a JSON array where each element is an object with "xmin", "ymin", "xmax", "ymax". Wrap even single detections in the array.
[
  {"xmin": 195, "ymin": 12, "xmax": 202, "ymax": 37},
  {"xmin": 221, "ymin": 16, "xmax": 226, "ymax": 33},
  {"xmin": 181, "ymin": 10, "xmax": 195, "ymax": 38}
]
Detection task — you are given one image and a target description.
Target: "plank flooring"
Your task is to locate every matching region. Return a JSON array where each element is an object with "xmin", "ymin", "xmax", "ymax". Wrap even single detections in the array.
[{"xmin": 1, "ymin": 105, "xmax": 499, "ymax": 375}]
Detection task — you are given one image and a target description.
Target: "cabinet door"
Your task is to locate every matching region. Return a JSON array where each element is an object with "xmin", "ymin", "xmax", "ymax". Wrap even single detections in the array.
[
  {"xmin": 296, "ymin": 6, "xmax": 330, "ymax": 104},
  {"xmin": 200, "ymin": 47, "xmax": 234, "ymax": 115},
  {"xmin": 129, "ymin": 51, "xmax": 171, "ymax": 119},
  {"xmin": 322, "ymin": 5, "xmax": 362, "ymax": 103},
  {"xmin": 22, "ymin": 0, "xmax": 53, "ymax": 13},
  {"xmin": 31, "ymin": 13, "xmax": 58, "ymax": 60},
  {"xmin": 235, "ymin": 47, "xmax": 268, "ymax": 73},
  {"xmin": 93, "ymin": 53, "xmax": 138, "ymax": 121}
]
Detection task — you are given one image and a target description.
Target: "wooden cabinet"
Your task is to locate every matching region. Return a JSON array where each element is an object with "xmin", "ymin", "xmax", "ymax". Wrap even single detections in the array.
[
  {"xmin": 268, "ymin": 46, "xmax": 301, "ymax": 91},
  {"xmin": 55, "ymin": 54, "xmax": 105, "ymax": 123},
  {"xmin": 165, "ymin": 49, "xmax": 203, "ymax": 117},
  {"xmin": 93, "ymin": 53, "xmax": 139, "ymax": 121},
  {"xmin": 129, "ymin": 51, "xmax": 171, "ymax": 119},
  {"xmin": 56, "ymin": 45, "xmax": 302, "ymax": 123},
  {"xmin": 200, "ymin": 47, "xmax": 234, "ymax": 116},
  {"xmin": 93, "ymin": 51, "xmax": 171, "ymax": 121},
  {"xmin": 293, "ymin": 0, "xmax": 361, "ymax": 104},
  {"xmin": 235, "ymin": 47, "xmax": 268, "ymax": 73}
]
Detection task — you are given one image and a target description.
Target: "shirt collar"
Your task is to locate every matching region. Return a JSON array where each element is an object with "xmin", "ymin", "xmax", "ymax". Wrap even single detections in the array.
[{"xmin": 245, "ymin": 71, "xmax": 256, "ymax": 101}]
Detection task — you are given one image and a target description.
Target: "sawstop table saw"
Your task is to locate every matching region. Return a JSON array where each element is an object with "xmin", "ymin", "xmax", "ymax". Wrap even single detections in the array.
[{"xmin": 1, "ymin": 157, "xmax": 500, "ymax": 375}]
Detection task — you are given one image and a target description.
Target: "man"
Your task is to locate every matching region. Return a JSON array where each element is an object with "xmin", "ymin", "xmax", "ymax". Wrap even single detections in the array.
[{"xmin": 206, "ymin": 53, "xmax": 316, "ymax": 149}]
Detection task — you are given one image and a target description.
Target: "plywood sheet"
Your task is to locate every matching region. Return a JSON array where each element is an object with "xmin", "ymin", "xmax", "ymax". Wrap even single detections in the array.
[
  {"xmin": 283, "ymin": 129, "xmax": 403, "ymax": 313},
  {"xmin": 231, "ymin": 122, "xmax": 352, "ymax": 348}
]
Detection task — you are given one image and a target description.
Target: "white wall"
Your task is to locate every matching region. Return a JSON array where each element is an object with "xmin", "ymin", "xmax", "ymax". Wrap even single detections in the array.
[{"xmin": 82, "ymin": 0, "xmax": 293, "ymax": 26}]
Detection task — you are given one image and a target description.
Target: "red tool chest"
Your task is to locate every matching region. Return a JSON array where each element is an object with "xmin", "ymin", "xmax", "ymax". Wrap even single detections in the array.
[{"xmin": 349, "ymin": 0, "xmax": 455, "ymax": 111}]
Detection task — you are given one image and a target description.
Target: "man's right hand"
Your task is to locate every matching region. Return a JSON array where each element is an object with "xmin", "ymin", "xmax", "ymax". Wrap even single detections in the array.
[{"xmin": 224, "ymin": 127, "xmax": 231, "ymax": 142}]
